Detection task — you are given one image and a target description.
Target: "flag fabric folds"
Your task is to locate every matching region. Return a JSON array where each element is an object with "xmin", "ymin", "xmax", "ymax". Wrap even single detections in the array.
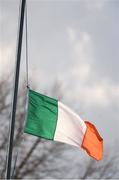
[{"xmin": 24, "ymin": 89, "xmax": 103, "ymax": 161}]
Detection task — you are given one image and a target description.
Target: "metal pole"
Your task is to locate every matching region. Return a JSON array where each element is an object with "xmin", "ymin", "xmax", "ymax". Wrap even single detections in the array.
[{"xmin": 6, "ymin": 0, "xmax": 26, "ymax": 179}]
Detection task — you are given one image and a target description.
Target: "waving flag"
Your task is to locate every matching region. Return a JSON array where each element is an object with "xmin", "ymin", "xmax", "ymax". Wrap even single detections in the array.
[{"xmin": 24, "ymin": 89, "xmax": 103, "ymax": 160}]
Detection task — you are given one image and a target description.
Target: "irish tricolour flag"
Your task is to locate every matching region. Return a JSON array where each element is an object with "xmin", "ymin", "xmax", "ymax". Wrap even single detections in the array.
[{"xmin": 24, "ymin": 89, "xmax": 103, "ymax": 160}]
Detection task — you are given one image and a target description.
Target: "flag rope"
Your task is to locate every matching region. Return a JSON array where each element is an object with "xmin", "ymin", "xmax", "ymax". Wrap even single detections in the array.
[{"xmin": 25, "ymin": 1, "xmax": 29, "ymax": 88}]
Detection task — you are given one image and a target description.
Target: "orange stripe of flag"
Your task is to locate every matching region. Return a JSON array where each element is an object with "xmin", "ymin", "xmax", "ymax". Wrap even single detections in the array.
[{"xmin": 81, "ymin": 121, "xmax": 103, "ymax": 161}]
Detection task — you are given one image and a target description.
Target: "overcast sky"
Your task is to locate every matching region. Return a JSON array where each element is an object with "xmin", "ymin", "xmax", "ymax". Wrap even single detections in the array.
[{"xmin": 0, "ymin": 0, "xmax": 119, "ymax": 157}]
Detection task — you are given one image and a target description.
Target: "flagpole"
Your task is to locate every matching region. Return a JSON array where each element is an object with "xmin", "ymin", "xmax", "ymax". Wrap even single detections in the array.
[{"xmin": 6, "ymin": 0, "xmax": 26, "ymax": 179}]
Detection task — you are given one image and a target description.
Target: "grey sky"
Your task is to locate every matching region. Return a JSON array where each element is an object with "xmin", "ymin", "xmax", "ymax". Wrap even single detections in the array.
[{"xmin": 0, "ymin": 0, "xmax": 119, "ymax": 157}]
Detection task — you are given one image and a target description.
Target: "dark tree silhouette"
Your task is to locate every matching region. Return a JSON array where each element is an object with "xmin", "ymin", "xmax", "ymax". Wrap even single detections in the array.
[{"xmin": 0, "ymin": 77, "xmax": 119, "ymax": 179}]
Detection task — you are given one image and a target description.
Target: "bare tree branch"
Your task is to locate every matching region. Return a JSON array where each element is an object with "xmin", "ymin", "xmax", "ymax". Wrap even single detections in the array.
[{"xmin": 0, "ymin": 78, "xmax": 118, "ymax": 179}]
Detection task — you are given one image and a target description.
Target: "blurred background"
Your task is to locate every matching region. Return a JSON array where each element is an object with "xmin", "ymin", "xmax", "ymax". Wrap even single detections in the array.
[{"xmin": 0, "ymin": 0, "xmax": 119, "ymax": 179}]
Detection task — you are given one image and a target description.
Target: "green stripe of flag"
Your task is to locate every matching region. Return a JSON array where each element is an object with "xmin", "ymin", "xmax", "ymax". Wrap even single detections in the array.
[{"xmin": 24, "ymin": 89, "xmax": 58, "ymax": 140}]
